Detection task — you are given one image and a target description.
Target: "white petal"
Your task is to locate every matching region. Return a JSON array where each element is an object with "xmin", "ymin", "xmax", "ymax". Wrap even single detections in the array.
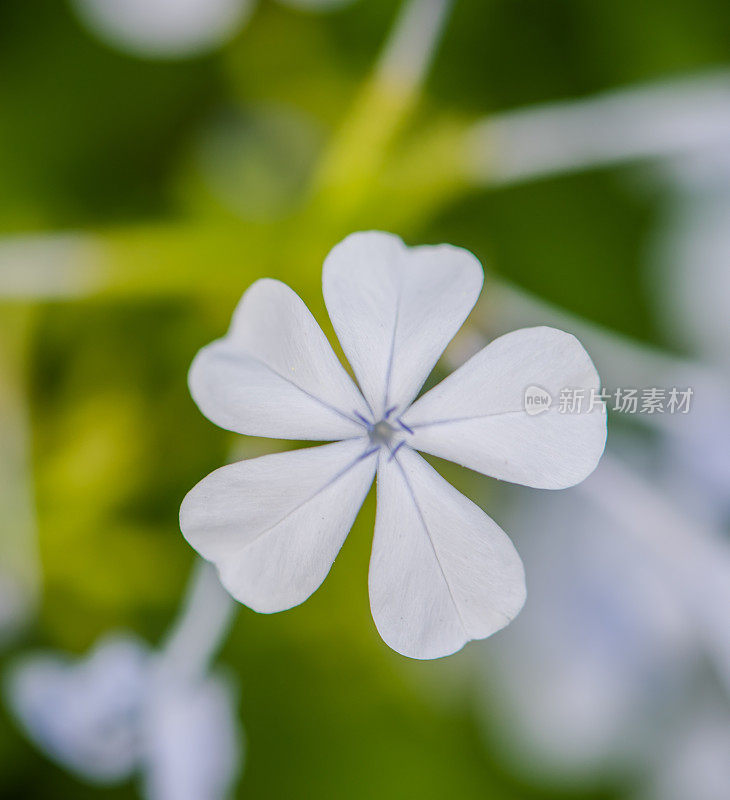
[
  {"xmin": 403, "ymin": 326, "xmax": 607, "ymax": 489},
  {"xmin": 4, "ymin": 635, "xmax": 150, "ymax": 783},
  {"xmin": 189, "ymin": 279, "xmax": 369, "ymax": 440},
  {"xmin": 143, "ymin": 671, "xmax": 242, "ymax": 800},
  {"xmin": 322, "ymin": 231, "xmax": 483, "ymax": 417},
  {"xmin": 72, "ymin": 0, "xmax": 253, "ymax": 59},
  {"xmin": 369, "ymin": 447, "xmax": 525, "ymax": 660},
  {"xmin": 180, "ymin": 440, "xmax": 376, "ymax": 613}
]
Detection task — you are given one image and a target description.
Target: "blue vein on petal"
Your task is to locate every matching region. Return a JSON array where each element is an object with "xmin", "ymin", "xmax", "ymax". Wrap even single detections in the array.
[
  {"xmin": 388, "ymin": 450, "xmax": 469, "ymax": 638},
  {"xmin": 381, "ymin": 276, "xmax": 402, "ymax": 415},
  {"xmin": 353, "ymin": 411, "xmax": 371, "ymax": 427},
  {"xmin": 215, "ymin": 349, "xmax": 368, "ymax": 429},
  {"xmin": 388, "ymin": 441, "xmax": 405, "ymax": 461},
  {"xmin": 407, "ymin": 408, "xmax": 535, "ymax": 429},
  {"xmin": 225, "ymin": 445, "xmax": 378, "ymax": 556}
]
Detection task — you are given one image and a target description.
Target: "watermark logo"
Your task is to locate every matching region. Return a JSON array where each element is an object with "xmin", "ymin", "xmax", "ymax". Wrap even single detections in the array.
[
  {"xmin": 521, "ymin": 386, "xmax": 694, "ymax": 414},
  {"xmin": 524, "ymin": 385, "xmax": 552, "ymax": 415},
  {"xmin": 522, "ymin": 386, "xmax": 694, "ymax": 414}
]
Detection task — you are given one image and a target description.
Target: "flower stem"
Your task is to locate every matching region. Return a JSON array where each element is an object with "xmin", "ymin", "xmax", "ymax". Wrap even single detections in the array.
[{"xmin": 157, "ymin": 560, "xmax": 236, "ymax": 681}]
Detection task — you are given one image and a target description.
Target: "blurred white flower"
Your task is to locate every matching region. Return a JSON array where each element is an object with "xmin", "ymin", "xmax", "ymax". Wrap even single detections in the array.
[
  {"xmin": 180, "ymin": 231, "xmax": 606, "ymax": 659},
  {"xmin": 639, "ymin": 703, "xmax": 730, "ymax": 800},
  {"xmin": 143, "ymin": 670, "xmax": 242, "ymax": 800},
  {"xmin": 5, "ymin": 633, "xmax": 242, "ymax": 799},
  {"xmin": 71, "ymin": 0, "xmax": 356, "ymax": 60},
  {"xmin": 71, "ymin": 0, "xmax": 254, "ymax": 58},
  {"xmin": 653, "ymin": 150, "xmax": 730, "ymax": 378},
  {"xmin": 6, "ymin": 636, "xmax": 150, "ymax": 783},
  {"xmin": 465, "ymin": 72, "xmax": 730, "ymax": 186},
  {"xmin": 480, "ymin": 465, "xmax": 695, "ymax": 782}
]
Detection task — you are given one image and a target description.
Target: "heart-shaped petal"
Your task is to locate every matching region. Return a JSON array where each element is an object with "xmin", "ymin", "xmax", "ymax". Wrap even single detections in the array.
[{"xmin": 5, "ymin": 635, "xmax": 150, "ymax": 783}]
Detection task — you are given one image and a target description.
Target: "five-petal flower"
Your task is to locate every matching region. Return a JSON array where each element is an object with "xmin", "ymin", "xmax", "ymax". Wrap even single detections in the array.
[{"xmin": 180, "ymin": 231, "xmax": 607, "ymax": 659}]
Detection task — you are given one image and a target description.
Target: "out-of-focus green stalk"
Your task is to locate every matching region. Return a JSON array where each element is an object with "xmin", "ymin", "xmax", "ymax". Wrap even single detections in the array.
[
  {"xmin": 361, "ymin": 116, "xmax": 474, "ymax": 230},
  {"xmin": 0, "ymin": 223, "xmax": 321, "ymax": 302},
  {"xmin": 308, "ymin": 0, "xmax": 454, "ymax": 224}
]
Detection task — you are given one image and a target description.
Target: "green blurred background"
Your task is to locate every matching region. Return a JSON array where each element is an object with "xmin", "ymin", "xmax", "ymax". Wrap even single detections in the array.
[{"xmin": 1, "ymin": 0, "xmax": 729, "ymax": 797}]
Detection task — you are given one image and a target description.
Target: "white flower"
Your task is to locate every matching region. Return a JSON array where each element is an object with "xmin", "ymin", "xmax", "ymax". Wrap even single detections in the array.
[
  {"xmin": 71, "ymin": 0, "xmax": 356, "ymax": 60},
  {"xmin": 180, "ymin": 231, "xmax": 607, "ymax": 659},
  {"xmin": 5, "ymin": 634, "xmax": 242, "ymax": 799}
]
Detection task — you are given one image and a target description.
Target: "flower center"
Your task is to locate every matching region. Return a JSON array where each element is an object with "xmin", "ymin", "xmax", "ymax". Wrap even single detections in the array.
[
  {"xmin": 369, "ymin": 419, "xmax": 398, "ymax": 447},
  {"xmin": 355, "ymin": 408, "xmax": 413, "ymax": 456}
]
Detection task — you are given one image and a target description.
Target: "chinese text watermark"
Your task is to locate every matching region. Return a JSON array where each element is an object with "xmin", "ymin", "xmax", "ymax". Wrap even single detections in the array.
[{"xmin": 524, "ymin": 385, "xmax": 694, "ymax": 415}]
